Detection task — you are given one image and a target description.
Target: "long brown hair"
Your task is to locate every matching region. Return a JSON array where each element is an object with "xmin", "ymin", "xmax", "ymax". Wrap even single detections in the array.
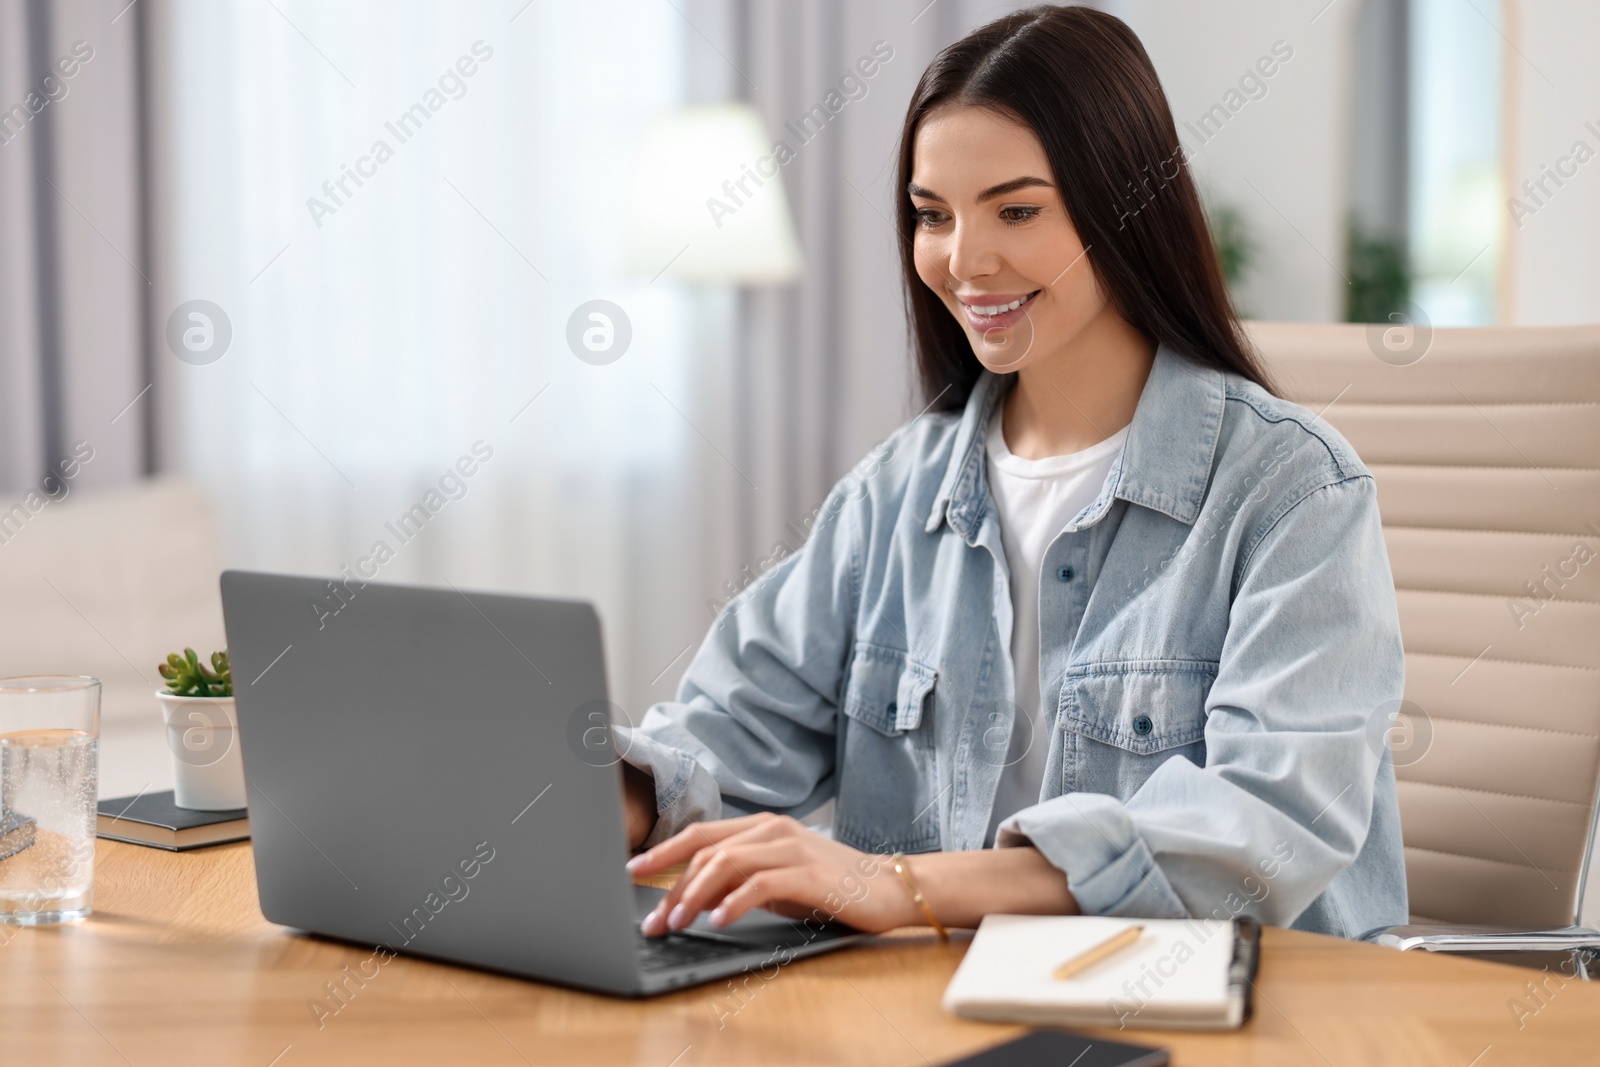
[{"xmin": 896, "ymin": 5, "xmax": 1275, "ymax": 410}]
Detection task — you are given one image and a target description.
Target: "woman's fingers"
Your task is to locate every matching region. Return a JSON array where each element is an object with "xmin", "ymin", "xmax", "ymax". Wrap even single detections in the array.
[
  {"xmin": 708, "ymin": 867, "xmax": 818, "ymax": 928},
  {"xmin": 708, "ymin": 867, "xmax": 825, "ymax": 928},
  {"xmin": 643, "ymin": 828, "xmax": 736, "ymax": 932},
  {"xmin": 662, "ymin": 839, "xmax": 805, "ymax": 932},
  {"xmin": 627, "ymin": 812, "xmax": 779, "ymax": 876},
  {"xmin": 642, "ymin": 834, "xmax": 803, "ymax": 936}
]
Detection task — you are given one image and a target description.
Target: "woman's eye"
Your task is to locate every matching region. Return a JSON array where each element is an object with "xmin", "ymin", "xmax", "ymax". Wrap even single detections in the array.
[
  {"xmin": 913, "ymin": 208, "xmax": 948, "ymax": 229},
  {"xmin": 1000, "ymin": 205, "xmax": 1041, "ymax": 225}
]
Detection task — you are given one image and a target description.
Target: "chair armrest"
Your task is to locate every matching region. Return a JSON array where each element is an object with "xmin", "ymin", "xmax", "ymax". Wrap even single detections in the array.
[{"xmin": 1360, "ymin": 923, "xmax": 1600, "ymax": 954}]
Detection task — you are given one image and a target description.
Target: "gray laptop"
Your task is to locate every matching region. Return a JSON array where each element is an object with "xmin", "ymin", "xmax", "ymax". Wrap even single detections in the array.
[{"xmin": 220, "ymin": 569, "xmax": 863, "ymax": 996}]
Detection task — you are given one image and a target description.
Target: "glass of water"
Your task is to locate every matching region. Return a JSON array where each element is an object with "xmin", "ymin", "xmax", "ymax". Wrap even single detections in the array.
[{"xmin": 0, "ymin": 676, "xmax": 100, "ymax": 924}]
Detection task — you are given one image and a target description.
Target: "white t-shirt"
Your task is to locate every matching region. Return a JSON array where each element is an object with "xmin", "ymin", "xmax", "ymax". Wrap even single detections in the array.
[{"xmin": 983, "ymin": 407, "xmax": 1128, "ymax": 844}]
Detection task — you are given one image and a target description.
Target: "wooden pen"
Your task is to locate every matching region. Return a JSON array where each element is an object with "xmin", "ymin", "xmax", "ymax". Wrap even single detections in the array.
[{"xmin": 1051, "ymin": 924, "xmax": 1146, "ymax": 980}]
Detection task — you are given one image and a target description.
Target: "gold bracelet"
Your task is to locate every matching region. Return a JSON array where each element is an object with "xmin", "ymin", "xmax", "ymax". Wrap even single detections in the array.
[{"xmin": 890, "ymin": 851, "xmax": 949, "ymax": 941}]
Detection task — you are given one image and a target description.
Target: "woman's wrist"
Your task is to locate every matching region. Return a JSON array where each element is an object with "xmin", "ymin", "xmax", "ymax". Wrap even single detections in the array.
[
  {"xmin": 888, "ymin": 853, "xmax": 950, "ymax": 938},
  {"xmin": 876, "ymin": 852, "xmax": 931, "ymax": 930},
  {"xmin": 888, "ymin": 846, "xmax": 1078, "ymax": 931}
]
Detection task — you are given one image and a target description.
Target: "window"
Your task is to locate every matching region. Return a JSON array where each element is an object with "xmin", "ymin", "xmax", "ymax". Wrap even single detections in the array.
[{"xmin": 1348, "ymin": 0, "xmax": 1506, "ymax": 325}]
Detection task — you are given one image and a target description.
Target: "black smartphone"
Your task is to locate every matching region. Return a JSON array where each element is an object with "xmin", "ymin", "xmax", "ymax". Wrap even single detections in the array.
[{"xmin": 938, "ymin": 1029, "xmax": 1169, "ymax": 1067}]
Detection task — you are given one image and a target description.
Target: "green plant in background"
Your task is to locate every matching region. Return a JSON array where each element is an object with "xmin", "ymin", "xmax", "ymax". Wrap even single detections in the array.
[
  {"xmin": 1205, "ymin": 200, "xmax": 1256, "ymax": 317},
  {"xmin": 1208, "ymin": 201, "xmax": 1254, "ymax": 290},
  {"xmin": 1345, "ymin": 218, "xmax": 1411, "ymax": 324},
  {"xmin": 158, "ymin": 648, "xmax": 232, "ymax": 698}
]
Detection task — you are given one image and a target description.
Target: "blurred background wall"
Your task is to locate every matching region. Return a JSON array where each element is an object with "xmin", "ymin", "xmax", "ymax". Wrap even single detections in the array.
[{"xmin": 0, "ymin": 0, "xmax": 1596, "ymax": 799}]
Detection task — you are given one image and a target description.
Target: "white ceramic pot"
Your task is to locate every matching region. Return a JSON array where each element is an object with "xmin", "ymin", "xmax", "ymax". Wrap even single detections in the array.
[{"xmin": 156, "ymin": 693, "xmax": 247, "ymax": 811}]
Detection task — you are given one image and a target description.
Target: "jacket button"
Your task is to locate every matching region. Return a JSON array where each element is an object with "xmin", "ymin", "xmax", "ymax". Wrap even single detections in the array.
[
  {"xmin": 1056, "ymin": 565, "xmax": 1074, "ymax": 582},
  {"xmin": 1133, "ymin": 715, "xmax": 1153, "ymax": 736},
  {"xmin": 886, "ymin": 701, "xmax": 897, "ymax": 718}
]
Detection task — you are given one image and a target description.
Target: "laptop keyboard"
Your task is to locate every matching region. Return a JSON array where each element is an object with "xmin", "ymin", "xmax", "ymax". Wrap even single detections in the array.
[{"xmin": 636, "ymin": 930, "xmax": 758, "ymax": 971}]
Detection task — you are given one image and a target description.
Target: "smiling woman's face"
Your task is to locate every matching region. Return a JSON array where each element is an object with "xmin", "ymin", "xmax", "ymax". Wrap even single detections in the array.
[{"xmin": 909, "ymin": 105, "xmax": 1109, "ymax": 374}]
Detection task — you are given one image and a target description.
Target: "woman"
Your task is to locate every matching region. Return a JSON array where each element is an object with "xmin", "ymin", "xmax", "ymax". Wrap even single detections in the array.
[{"xmin": 621, "ymin": 5, "xmax": 1408, "ymax": 941}]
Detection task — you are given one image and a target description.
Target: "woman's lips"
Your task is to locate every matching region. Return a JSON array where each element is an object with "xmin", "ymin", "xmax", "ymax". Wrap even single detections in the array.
[{"xmin": 959, "ymin": 289, "xmax": 1040, "ymax": 332}]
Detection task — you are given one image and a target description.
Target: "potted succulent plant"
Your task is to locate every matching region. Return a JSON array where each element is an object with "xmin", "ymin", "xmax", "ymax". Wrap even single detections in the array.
[{"xmin": 156, "ymin": 649, "xmax": 246, "ymax": 811}]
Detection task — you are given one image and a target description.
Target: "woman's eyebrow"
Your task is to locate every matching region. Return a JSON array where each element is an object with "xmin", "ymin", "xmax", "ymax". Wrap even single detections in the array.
[
  {"xmin": 906, "ymin": 176, "xmax": 1055, "ymax": 203},
  {"xmin": 975, "ymin": 176, "xmax": 1054, "ymax": 202}
]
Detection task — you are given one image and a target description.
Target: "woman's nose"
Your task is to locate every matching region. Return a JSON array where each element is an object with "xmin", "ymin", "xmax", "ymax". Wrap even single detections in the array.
[{"xmin": 945, "ymin": 219, "xmax": 1002, "ymax": 282}]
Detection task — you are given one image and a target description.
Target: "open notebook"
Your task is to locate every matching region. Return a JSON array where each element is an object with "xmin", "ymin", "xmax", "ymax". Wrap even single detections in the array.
[{"xmin": 943, "ymin": 915, "xmax": 1260, "ymax": 1031}]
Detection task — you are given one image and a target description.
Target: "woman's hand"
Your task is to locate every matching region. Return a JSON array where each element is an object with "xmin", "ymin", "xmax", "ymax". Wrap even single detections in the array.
[{"xmin": 627, "ymin": 813, "xmax": 920, "ymax": 936}]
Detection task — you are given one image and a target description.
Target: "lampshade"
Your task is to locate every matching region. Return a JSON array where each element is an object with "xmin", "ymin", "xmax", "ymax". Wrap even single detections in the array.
[{"xmin": 622, "ymin": 103, "xmax": 803, "ymax": 284}]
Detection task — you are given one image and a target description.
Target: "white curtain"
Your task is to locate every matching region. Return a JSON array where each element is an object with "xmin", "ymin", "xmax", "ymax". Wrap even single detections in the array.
[
  {"xmin": 151, "ymin": 0, "xmax": 739, "ymax": 716},
  {"xmin": 148, "ymin": 0, "xmax": 1032, "ymax": 716},
  {"xmin": 0, "ymin": 0, "xmax": 151, "ymax": 494}
]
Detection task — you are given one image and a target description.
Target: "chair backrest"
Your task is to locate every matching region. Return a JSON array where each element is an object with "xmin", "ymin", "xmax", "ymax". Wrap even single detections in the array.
[{"xmin": 1250, "ymin": 322, "xmax": 1600, "ymax": 929}]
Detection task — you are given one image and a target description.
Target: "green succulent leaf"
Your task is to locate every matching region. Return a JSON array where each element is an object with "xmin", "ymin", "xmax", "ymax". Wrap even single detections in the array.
[{"xmin": 158, "ymin": 646, "xmax": 233, "ymax": 697}]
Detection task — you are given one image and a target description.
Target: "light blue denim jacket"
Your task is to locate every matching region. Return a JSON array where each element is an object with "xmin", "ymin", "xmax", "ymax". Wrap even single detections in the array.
[{"xmin": 619, "ymin": 344, "xmax": 1409, "ymax": 938}]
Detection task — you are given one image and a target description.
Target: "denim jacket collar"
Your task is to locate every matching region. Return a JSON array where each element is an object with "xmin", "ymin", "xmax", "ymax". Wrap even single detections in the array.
[{"xmin": 924, "ymin": 344, "xmax": 1228, "ymax": 542}]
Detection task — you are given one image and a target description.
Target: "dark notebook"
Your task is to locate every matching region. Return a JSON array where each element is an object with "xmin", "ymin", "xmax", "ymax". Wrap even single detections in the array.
[
  {"xmin": 97, "ymin": 790, "xmax": 249, "ymax": 851},
  {"xmin": 0, "ymin": 811, "xmax": 36, "ymax": 861},
  {"xmin": 938, "ymin": 1030, "xmax": 1167, "ymax": 1067}
]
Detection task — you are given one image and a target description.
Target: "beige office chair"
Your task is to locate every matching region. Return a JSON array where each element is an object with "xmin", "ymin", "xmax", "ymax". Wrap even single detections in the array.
[{"xmin": 1249, "ymin": 322, "xmax": 1600, "ymax": 971}]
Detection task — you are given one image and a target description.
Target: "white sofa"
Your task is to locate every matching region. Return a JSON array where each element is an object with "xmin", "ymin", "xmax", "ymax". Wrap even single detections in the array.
[{"xmin": 0, "ymin": 478, "xmax": 227, "ymax": 799}]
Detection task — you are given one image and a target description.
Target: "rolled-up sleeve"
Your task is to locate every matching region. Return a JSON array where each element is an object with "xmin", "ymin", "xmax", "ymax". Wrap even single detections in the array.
[
  {"xmin": 997, "ymin": 475, "xmax": 1403, "ymax": 926},
  {"xmin": 614, "ymin": 476, "xmax": 869, "ymax": 846}
]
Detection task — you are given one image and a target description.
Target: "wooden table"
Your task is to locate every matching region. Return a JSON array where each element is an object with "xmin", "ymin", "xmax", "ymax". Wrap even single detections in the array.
[{"xmin": 2, "ymin": 839, "xmax": 1598, "ymax": 1066}]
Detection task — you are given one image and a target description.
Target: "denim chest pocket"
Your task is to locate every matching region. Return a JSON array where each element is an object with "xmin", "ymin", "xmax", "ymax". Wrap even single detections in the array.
[
  {"xmin": 833, "ymin": 642, "xmax": 941, "ymax": 854},
  {"xmin": 1061, "ymin": 660, "xmax": 1216, "ymax": 759},
  {"xmin": 842, "ymin": 643, "xmax": 937, "ymax": 734}
]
